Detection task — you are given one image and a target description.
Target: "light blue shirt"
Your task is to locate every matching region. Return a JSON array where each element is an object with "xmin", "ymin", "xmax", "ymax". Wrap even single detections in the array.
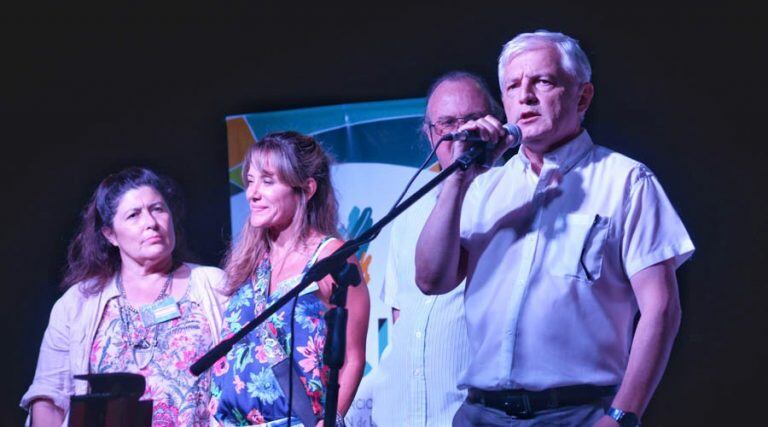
[{"xmin": 371, "ymin": 175, "xmax": 472, "ymax": 427}]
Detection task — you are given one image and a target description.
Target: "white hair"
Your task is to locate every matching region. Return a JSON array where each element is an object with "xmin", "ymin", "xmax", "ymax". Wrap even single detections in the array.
[{"xmin": 497, "ymin": 30, "xmax": 592, "ymax": 89}]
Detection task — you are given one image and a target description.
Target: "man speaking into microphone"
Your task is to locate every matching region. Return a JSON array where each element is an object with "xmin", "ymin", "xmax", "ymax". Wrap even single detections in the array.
[{"xmin": 415, "ymin": 30, "xmax": 694, "ymax": 426}]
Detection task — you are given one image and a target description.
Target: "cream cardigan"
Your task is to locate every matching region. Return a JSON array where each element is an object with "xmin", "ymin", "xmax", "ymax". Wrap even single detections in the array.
[{"xmin": 20, "ymin": 263, "xmax": 227, "ymax": 424}]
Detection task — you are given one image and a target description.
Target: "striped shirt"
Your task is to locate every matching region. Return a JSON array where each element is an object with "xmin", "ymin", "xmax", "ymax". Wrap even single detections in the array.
[{"xmin": 371, "ymin": 178, "xmax": 472, "ymax": 427}]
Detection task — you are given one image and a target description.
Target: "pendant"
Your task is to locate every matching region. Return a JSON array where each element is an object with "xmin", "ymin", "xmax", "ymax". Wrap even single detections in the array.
[{"xmin": 133, "ymin": 343, "xmax": 154, "ymax": 370}]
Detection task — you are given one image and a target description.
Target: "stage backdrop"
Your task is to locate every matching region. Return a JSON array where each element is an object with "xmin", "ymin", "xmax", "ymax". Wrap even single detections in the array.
[{"xmin": 226, "ymin": 98, "xmax": 429, "ymax": 426}]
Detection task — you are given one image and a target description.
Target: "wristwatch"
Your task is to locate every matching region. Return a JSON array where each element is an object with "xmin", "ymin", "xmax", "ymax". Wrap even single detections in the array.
[
  {"xmin": 335, "ymin": 411, "xmax": 346, "ymax": 427},
  {"xmin": 607, "ymin": 407, "xmax": 640, "ymax": 427}
]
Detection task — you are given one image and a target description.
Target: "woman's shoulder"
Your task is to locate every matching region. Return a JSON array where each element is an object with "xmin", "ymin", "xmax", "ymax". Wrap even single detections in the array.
[
  {"xmin": 317, "ymin": 235, "xmax": 344, "ymax": 255},
  {"xmin": 186, "ymin": 262, "xmax": 225, "ymax": 277},
  {"xmin": 51, "ymin": 280, "xmax": 103, "ymax": 318},
  {"xmin": 308, "ymin": 235, "xmax": 346, "ymax": 265},
  {"xmin": 186, "ymin": 262, "xmax": 227, "ymax": 291},
  {"xmin": 60, "ymin": 277, "xmax": 109, "ymax": 300}
]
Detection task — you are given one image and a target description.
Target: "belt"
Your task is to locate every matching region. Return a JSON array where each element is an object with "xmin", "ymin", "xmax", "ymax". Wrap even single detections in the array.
[{"xmin": 467, "ymin": 384, "xmax": 616, "ymax": 418}]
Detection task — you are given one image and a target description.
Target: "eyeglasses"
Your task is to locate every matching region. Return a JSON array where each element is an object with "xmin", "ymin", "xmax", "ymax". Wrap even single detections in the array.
[{"xmin": 426, "ymin": 112, "xmax": 487, "ymax": 136}]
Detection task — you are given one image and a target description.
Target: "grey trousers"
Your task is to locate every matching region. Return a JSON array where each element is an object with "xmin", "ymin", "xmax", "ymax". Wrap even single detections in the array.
[{"xmin": 452, "ymin": 396, "xmax": 613, "ymax": 426}]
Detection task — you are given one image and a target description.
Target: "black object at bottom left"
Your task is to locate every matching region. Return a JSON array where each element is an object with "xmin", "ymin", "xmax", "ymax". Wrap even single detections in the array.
[{"xmin": 69, "ymin": 373, "xmax": 152, "ymax": 427}]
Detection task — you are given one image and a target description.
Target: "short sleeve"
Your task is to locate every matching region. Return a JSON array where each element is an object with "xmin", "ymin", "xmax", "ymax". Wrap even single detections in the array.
[
  {"xmin": 459, "ymin": 179, "xmax": 482, "ymax": 244},
  {"xmin": 622, "ymin": 167, "xmax": 695, "ymax": 278},
  {"xmin": 20, "ymin": 292, "xmax": 77, "ymax": 413}
]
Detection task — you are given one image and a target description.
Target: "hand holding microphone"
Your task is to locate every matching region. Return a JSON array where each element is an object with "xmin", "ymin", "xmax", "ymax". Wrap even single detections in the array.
[
  {"xmin": 441, "ymin": 122, "xmax": 522, "ymax": 146},
  {"xmin": 440, "ymin": 115, "xmax": 523, "ymax": 169}
]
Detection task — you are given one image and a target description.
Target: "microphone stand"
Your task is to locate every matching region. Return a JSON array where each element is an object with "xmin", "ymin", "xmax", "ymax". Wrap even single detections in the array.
[
  {"xmin": 190, "ymin": 143, "xmax": 489, "ymax": 425},
  {"xmin": 322, "ymin": 262, "xmax": 359, "ymax": 426}
]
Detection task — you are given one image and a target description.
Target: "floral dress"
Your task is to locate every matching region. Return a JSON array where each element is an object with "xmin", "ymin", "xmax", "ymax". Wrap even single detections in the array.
[
  {"xmin": 212, "ymin": 238, "xmax": 335, "ymax": 426},
  {"xmin": 90, "ymin": 287, "xmax": 213, "ymax": 426}
]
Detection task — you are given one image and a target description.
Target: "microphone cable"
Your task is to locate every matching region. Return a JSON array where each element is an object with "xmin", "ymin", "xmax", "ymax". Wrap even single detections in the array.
[
  {"xmin": 358, "ymin": 137, "xmax": 445, "ymax": 245},
  {"xmin": 286, "ymin": 294, "xmax": 299, "ymax": 426},
  {"xmin": 387, "ymin": 138, "xmax": 444, "ymax": 215}
]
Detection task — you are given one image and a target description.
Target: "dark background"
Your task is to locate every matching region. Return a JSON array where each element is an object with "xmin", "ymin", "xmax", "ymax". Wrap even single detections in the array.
[{"xmin": 2, "ymin": 3, "xmax": 765, "ymax": 425}]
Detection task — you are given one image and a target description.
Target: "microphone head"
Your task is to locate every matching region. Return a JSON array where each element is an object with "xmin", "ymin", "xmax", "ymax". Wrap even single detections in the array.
[{"xmin": 502, "ymin": 123, "xmax": 523, "ymax": 147}]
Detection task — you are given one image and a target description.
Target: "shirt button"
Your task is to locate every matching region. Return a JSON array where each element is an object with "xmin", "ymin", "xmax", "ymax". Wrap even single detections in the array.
[
  {"xmin": 413, "ymin": 368, "xmax": 421, "ymax": 376},
  {"xmin": 415, "ymin": 331, "xmax": 422, "ymax": 338},
  {"xmin": 424, "ymin": 298, "xmax": 433, "ymax": 305}
]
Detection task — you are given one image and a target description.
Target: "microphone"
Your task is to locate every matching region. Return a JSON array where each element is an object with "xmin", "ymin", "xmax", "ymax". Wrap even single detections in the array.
[{"xmin": 441, "ymin": 123, "xmax": 523, "ymax": 147}]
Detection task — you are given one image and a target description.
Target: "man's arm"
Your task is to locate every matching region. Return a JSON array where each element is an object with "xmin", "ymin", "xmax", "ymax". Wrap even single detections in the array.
[
  {"xmin": 415, "ymin": 115, "xmax": 512, "ymax": 295},
  {"xmin": 596, "ymin": 259, "xmax": 682, "ymax": 426},
  {"xmin": 414, "ymin": 173, "xmax": 470, "ymax": 295}
]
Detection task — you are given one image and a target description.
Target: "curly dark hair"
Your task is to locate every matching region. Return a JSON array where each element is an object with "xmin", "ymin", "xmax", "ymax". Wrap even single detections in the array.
[{"xmin": 61, "ymin": 167, "xmax": 189, "ymax": 294}]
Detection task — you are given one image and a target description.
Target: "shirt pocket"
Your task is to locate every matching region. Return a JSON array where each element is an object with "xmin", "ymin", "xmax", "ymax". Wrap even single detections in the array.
[{"xmin": 546, "ymin": 213, "xmax": 611, "ymax": 283}]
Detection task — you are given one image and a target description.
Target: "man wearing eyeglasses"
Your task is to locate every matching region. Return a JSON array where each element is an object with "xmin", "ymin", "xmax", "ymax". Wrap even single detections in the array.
[
  {"xmin": 370, "ymin": 71, "xmax": 504, "ymax": 427},
  {"xmin": 416, "ymin": 31, "xmax": 694, "ymax": 426}
]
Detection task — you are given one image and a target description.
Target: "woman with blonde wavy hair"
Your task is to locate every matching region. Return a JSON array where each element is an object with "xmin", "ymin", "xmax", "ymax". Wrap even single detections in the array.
[{"xmin": 211, "ymin": 131, "xmax": 369, "ymax": 427}]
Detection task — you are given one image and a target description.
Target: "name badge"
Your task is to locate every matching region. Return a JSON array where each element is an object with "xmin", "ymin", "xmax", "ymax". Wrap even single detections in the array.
[{"xmin": 140, "ymin": 296, "xmax": 181, "ymax": 326}]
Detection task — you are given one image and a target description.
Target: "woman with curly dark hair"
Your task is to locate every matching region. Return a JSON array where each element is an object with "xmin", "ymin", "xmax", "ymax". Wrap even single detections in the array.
[{"xmin": 21, "ymin": 167, "xmax": 227, "ymax": 426}]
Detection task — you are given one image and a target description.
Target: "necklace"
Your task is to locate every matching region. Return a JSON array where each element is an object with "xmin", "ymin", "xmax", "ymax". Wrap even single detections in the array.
[{"xmin": 115, "ymin": 270, "xmax": 174, "ymax": 370}]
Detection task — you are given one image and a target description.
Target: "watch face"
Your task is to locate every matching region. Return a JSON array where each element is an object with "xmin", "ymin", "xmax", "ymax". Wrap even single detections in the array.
[{"xmin": 608, "ymin": 407, "xmax": 640, "ymax": 427}]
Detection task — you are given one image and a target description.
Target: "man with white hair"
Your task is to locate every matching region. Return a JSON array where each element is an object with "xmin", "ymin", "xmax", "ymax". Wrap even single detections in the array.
[{"xmin": 415, "ymin": 30, "xmax": 694, "ymax": 426}]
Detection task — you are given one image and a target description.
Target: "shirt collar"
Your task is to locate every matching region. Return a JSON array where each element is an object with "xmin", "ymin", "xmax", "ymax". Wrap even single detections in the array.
[
  {"xmin": 515, "ymin": 129, "xmax": 594, "ymax": 175},
  {"xmin": 103, "ymin": 275, "xmax": 120, "ymax": 299}
]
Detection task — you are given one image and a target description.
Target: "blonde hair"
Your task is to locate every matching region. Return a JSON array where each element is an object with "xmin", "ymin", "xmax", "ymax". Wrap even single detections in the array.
[{"xmin": 222, "ymin": 131, "xmax": 340, "ymax": 293}]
